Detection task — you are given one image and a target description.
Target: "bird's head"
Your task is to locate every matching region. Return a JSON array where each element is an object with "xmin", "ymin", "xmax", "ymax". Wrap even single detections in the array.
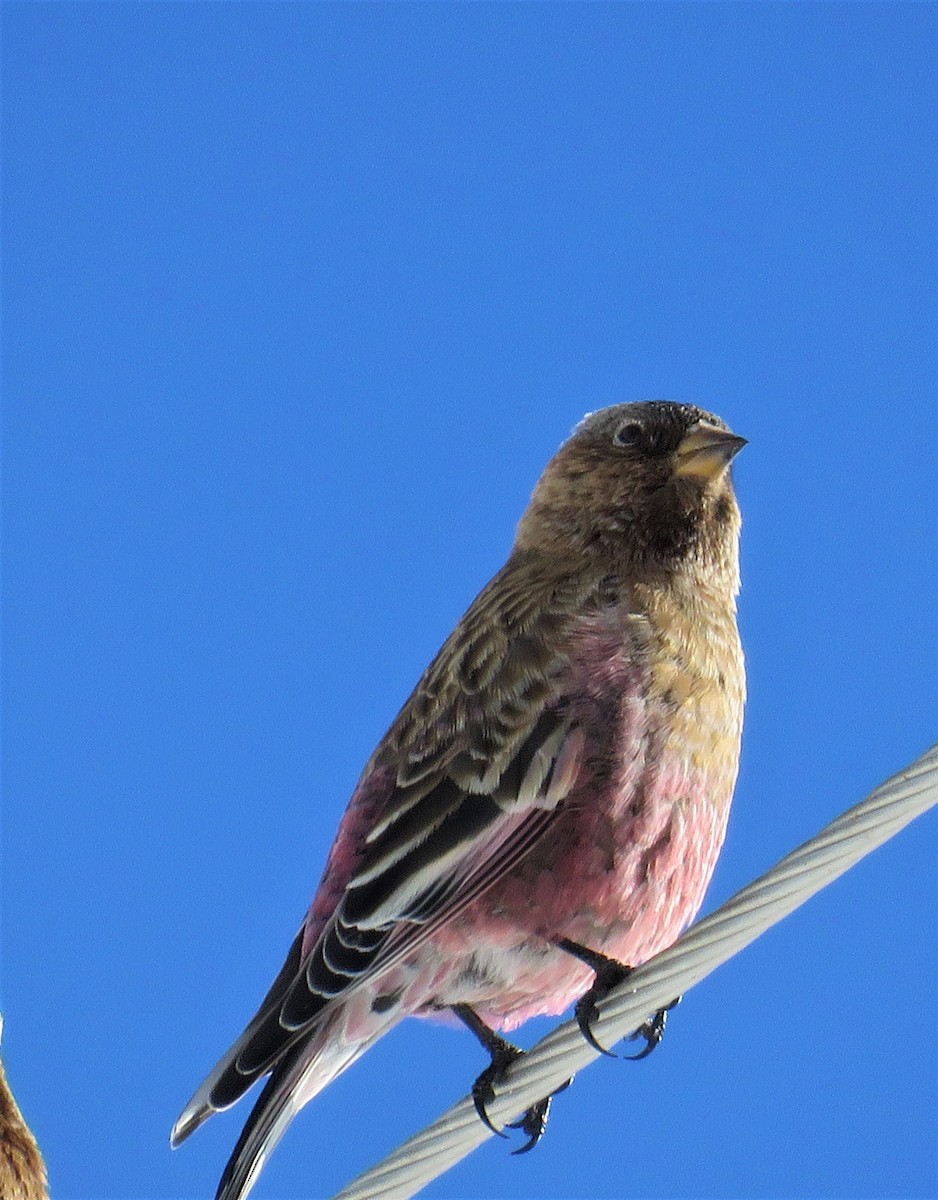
[{"xmin": 515, "ymin": 401, "xmax": 746, "ymax": 591}]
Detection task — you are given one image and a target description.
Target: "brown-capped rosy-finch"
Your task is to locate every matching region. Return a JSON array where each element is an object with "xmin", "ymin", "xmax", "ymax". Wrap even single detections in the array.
[{"xmin": 172, "ymin": 401, "xmax": 746, "ymax": 1200}]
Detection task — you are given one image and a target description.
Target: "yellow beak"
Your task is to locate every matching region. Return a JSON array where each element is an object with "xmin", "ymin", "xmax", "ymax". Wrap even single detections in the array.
[{"xmin": 673, "ymin": 421, "xmax": 747, "ymax": 481}]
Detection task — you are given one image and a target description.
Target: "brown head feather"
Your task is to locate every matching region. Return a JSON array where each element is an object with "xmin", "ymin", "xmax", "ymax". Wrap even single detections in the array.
[{"xmin": 515, "ymin": 401, "xmax": 744, "ymax": 594}]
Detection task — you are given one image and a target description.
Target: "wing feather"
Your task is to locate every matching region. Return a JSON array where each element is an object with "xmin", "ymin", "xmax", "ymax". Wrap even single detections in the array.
[{"xmin": 174, "ymin": 561, "xmax": 625, "ymax": 1150}]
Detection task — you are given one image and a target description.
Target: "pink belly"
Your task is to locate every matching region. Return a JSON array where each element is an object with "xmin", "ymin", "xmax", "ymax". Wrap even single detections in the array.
[{"xmin": 425, "ymin": 756, "xmax": 732, "ymax": 1030}]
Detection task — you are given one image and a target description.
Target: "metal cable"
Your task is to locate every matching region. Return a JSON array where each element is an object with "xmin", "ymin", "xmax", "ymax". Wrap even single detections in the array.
[{"xmin": 332, "ymin": 743, "xmax": 938, "ymax": 1200}]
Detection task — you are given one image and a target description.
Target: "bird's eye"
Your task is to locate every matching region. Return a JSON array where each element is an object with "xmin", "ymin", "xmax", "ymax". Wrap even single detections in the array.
[{"xmin": 613, "ymin": 421, "xmax": 644, "ymax": 448}]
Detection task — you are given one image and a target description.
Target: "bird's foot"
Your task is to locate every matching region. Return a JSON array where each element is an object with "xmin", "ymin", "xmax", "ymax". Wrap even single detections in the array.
[
  {"xmin": 623, "ymin": 994, "xmax": 682, "ymax": 1060},
  {"xmin": 473, "ymin": 1053, "xmax": 559, "ymax": 1155},
  {"xmin": 556, "ymin": 938, "xmax": 679, "ymax": 1059},
  {"xmin": 452, "ymin": 1003, "xmax": 571, "ymax": 1154}
]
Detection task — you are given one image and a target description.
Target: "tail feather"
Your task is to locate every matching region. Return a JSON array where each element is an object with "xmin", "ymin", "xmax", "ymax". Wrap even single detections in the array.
[
  {"xmin": 214, "ymin": 1012, "xmax": 403, "ymax": 1200},
  {"xmin": 171, "ymin": 925, "xmax": 306, "ymax": 1147}
]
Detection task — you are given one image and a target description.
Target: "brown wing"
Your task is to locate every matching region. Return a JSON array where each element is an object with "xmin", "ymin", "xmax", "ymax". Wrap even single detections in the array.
[{"xmin": 173, "ymin": 558, "xmax": 624, "ymax": 1142}]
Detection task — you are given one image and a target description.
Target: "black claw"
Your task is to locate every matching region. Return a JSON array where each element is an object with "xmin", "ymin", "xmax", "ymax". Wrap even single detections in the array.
[
  {"xmin": 453, "ymin": 1003, "xmax": 570, "ymax": 1151},
  {"xmin": 471, "ymin": 1049, "xmax": 517, "ymax": 1138},
  {"xmin": 574, "ymin": 989, "xmax": 620, "ymax": 1058},
  {"xmin": 558, "ymin": 939, "xmax": 680, "ymax": 1060},
  {"xmin": 507, "ymin": 1096, "xmax": 551, "ymax": 1154},
  {"xmin": 506, "ymin": 1074, "xmax": 573, "ymax": 1154},
  {"xmin": 624, "ymin": 1010, "xmax": 665, "ymax": 1060},
  {"xmin": 623, "ymin": 995, "xmax": 682, "ymax": 1060},
  {"xmin": 558, "ymin": 938, "xmax": 631, "ymax": 1056}
]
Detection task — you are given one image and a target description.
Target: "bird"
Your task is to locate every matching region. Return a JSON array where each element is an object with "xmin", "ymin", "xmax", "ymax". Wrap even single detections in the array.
[
  {"xmin": 172, "ymin": 400, "xmax": 747, "ymax": 1200},
  {"xmin": 0, "ymin": 1016, "xmax": 50, "ymax": 1200}
]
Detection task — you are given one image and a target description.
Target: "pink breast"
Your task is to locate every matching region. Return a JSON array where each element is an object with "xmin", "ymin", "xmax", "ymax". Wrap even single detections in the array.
[{"xmin": 427, "ymin": 735, "xmax": 735, "ymax": 1029}]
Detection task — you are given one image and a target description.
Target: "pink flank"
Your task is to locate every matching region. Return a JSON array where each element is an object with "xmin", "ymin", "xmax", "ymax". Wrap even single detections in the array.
[
  {"xmin": 427, "ymin": 756, "xmax": 729, "ymax": 1031},
  {"xmin": 301, "ymin": 765, "xmax": 396, "ymax": 959},
  {"xmin": 301, "ymin": 612, "xmax": 734, "ymax": 1035}
]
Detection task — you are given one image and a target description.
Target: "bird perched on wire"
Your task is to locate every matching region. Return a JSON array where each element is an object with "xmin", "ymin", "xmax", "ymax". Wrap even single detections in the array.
[
  {"xmin": 172, "ymin": 400, "xmax": 747, "ymax": 1200},
  {"xmin": 0, "ymin": 1016, "xmax": 49, "ymax": 1200}
]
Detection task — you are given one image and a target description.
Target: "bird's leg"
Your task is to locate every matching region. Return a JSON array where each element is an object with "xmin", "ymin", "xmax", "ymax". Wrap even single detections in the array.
[
  {"xmin": 556, "ymin": 937, "xmax": 681, "ymax": 1059},
  {"xmin": 451, "ymin": 1003, "xmax": 572, "ymax": 1154}
]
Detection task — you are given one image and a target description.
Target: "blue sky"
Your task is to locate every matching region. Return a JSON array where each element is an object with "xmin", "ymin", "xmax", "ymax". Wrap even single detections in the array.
[{"xmin": 4, "ymin": 4, "xmax": 936, "ymax": 1199}]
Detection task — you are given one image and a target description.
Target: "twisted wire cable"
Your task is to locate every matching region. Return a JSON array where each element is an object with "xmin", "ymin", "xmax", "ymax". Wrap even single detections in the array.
[{"xmin": 332, "ymin": 743, "xmax": 938, "ymax": 1200}]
